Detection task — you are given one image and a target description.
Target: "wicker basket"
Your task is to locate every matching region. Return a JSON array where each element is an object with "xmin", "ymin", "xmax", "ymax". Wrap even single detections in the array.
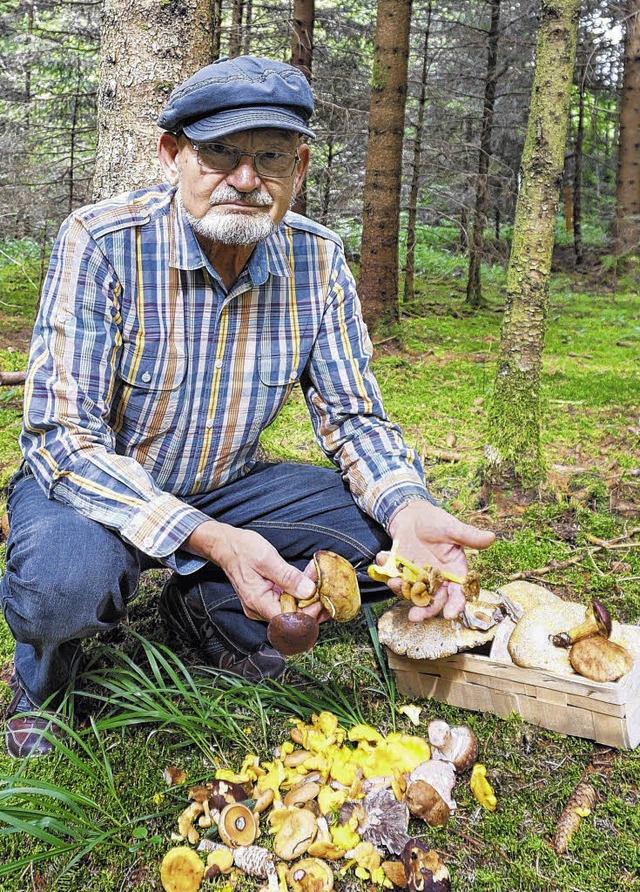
[{"xmin": 387, "ymin": 646, "xmax": 640, "ymax": 749}]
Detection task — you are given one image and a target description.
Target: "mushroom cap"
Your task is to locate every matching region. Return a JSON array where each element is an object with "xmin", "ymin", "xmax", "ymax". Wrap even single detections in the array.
[
  {"xmin": 401, "ymin": 839, "xmax": 451, "ymax": 892},
  {"xmin": 284, "ymin": 781, "xmax": 321, "ymax": 808},
  {"xmin": 286, "ymin": 858, "xmax": 334, "ymax": 892},
  {"xmin": 590, "ymin": 599, "xmax": 612, "ymax": 637},
  {"xmin": 160, "ymin": 846, "xmax": 205, "ymax": 892},
  {"xmin": 314, "ymin": 551, "xmax": 361, "ymax": 622},
  {"xmin": 405, "ymin": 780, "xmax": 451, "ymax": 827},
  {"xmin": 569, "ymin": 636, "xmax": 634, "ymax": 682},
  {"xmin": 382, "ymin": 860, "xmax": 409, "ymax": 888},
  {"xmin": 273, "ymin": 807, "xmax": 318, "ymax": 860},
  {"xmin": 507, "ymin": 602, "xmax": 584, "ymax": 673},
  {"xmin": 429, "ymin": 723, "xmax": 478, "ymax": 774},
  {"xmin": 217, "ymin": 802, "xmax": 257, "ymax": 848},
  {"xmin": 408, "ymin": 761, "xmax": 456, "ymax": 811},
  {"xmin": 378, "ymin": 600, "xmax": 497, "ymax": 660},
  {"xmin": 267, "ymin": 611, "xmax": 319, "ymax": 655}
]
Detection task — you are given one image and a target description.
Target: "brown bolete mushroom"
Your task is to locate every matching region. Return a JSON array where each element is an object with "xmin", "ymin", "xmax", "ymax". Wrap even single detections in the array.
[
  {"xmin": 382, "ymin": 860, "xmax": 409, "ymax": 889},
  {"xmin": 401, "ymin": 839, "xmax": 451, "ymax": 892},
  {"xmin": 405, "ymin": 779, "xmax": 450, "ymax": 827},
  {"xmin": 217, "ymin": 802, "xmax": 258, "ymax": 848},
  {"xmin": 427, "ymin": 719, "xmax": 478, "ymax": 774},
  {"xmin": 552, "ymin": 599, "xmax": 612, "ymax": 648},
  {"xmin": 407, "ymin": 761, "xmax": 456, "ymax": 813},
  {"xmin": 267, "ymin": 552, "xmax": 360, "ymax": 656},
  {"xmin": 569, "ymin": 635, "xmax": 634, "ymax": 682},
  {"xmin": 267, "ymin": 592, "xmax": 320, "ymax": 656},
  {"xmin": 286, "ymin": 858, "xmax": 334, "ymax": 892}
]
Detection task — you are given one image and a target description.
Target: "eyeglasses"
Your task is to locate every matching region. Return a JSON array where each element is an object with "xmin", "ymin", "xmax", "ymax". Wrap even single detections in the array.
[{"xmin": 191, "ymin": 141, "xmax": 300, "ymax": 178}]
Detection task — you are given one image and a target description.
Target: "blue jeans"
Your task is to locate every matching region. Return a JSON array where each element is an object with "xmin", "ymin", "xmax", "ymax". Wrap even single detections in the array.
[{"xmin": 0, "ymin": 462, "xmax": 391, "ymax": 705}]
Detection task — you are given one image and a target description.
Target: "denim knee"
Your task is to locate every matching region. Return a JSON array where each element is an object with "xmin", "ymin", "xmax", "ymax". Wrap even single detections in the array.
[{"xmin": 1, "ymin": 473, "xmax": 141, "ymax": 646}]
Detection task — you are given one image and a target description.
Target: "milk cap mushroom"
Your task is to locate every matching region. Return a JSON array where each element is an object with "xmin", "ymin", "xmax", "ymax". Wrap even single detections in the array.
[
  {"xmin": 552, "ymin": 599, "xmax": 612, "ymax": 648},
  {"xmin": 286, "ymin": 858, "xmax": 334, "ymax": 892},
  {"xmin": 217, "ymin": 802, "xmax": 258, "ymax": 848},
  {"xmin": 569, "ymin": 635, "xmax": 634, "ymax": 682},
  {"xmin": 273, "ymin": 807, "xmax": 318, "ymax": 860},
  {"xmin": 160, "ymin": 846, "xmax": 205, "ymax": 892}
]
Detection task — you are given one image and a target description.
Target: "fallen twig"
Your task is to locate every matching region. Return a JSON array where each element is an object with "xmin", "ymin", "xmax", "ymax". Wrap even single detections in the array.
[
  {"xmin": 508, "ymin": 528, "xmax": 640, "ymax": 581},
  {"xmin": 422, "ymin": 445, "xmax": 463, "ymax": 462},
  {"xmin": 0, "ymin": 371, "xmax": 26, "ymax": 386}
]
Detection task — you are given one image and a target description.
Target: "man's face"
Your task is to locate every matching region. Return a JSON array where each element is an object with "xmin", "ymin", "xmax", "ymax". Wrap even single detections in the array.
[{"xmin": 162, "ymin": 128, "xmax": 309, "ymax": 246}]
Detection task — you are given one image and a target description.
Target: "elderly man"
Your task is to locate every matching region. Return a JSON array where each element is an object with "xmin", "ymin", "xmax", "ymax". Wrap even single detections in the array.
[{"xmin": 1, "ymin": 56, "xmax": 494, "ymax": 758}]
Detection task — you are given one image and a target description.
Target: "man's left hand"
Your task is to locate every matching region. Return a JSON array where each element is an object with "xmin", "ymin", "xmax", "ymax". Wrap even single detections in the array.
[{"xmin": 384, "ymin": 500, "xmax": 495, "ymax": 621}]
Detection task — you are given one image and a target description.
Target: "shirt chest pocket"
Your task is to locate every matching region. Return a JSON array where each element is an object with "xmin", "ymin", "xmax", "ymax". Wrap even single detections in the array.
[{"xmin": 116, "ymin": 342, "xmax": 187, "ymax": 437}]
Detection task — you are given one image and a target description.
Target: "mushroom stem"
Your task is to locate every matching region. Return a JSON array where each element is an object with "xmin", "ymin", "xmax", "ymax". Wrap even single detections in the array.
[
  {"xmin": 395, "ymin": 552, "xmax": 471, "ymax": 586},
  {"xmin": 551, "ymin": 599, "xmax": 612, "ymax": 648}
]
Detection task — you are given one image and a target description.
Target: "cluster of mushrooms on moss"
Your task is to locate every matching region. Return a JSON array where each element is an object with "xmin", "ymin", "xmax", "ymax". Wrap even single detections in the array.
[{"xmin": 159, "ymin": 711, "xmax": 496, "ymax": 892}]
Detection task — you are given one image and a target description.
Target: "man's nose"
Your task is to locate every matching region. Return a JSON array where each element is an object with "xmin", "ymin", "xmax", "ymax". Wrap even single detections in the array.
[{"xmin": 225, "ymin": 156, "xmax": 263, "ymax": 191}]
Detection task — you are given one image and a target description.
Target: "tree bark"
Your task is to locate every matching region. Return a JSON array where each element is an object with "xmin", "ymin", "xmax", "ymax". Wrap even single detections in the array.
[
  {"xmin": 93, "ymin": 0, "xmax": 213, "ymax": 199},
  {"xmin": 404, "ymin": 2, "xmax": 432, "ymax": 308},
  {"xmin": 573, "ymin": 55, "xmax": 586, "ymax": 264},
  {"xmin": 466, "ymin": 0, "xmax": 501, "ymax": 308},
  {"xmin": 290, "ymin": 0, "xmax": 314, "ymax": 216},
  {"xmin": 228, "ymin": 0, "xmax": 244, "ymax": 58},
  {"xmin": 358, "ymin": 0, "xmax": 413, "ymax": 333},
  {"xmin": 614, "ymin": 0, "xmax": 640, "ymax": 255},
  {"xmin": 484, "ymin": 0, "xmax": 580, "ymax": 489}
]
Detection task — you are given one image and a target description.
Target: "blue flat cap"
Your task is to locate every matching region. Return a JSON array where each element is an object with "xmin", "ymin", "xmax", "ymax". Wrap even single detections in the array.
[{"xmin": 157, "ymin": 55, "xmax": 315, "ymax": 141}]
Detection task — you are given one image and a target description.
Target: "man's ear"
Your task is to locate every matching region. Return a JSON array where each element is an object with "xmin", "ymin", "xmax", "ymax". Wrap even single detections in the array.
[
  {"xmin": 158, "ymin": 132, "xmax": 182, "ymax": 185},
  {"xmin": 293, "ymin": 143, "xmax": 310, "ymax": 195}
]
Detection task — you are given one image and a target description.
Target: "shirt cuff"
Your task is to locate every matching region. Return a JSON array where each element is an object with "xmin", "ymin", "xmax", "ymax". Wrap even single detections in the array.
[
  {"xmin": 375, "ymin": 484, "xmax": 440, "ymax": 531},
  {"xmin": 119, "ymin": 492, "xmax": 210, "ymax": 561}
]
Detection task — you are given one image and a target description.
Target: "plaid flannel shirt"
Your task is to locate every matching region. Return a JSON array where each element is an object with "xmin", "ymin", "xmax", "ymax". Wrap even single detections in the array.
[{"xmin": 21, "ymin": 183, "xmax": 430, "ymax": 571}]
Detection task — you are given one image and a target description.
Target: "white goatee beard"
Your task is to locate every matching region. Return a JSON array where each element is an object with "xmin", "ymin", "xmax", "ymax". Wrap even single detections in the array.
[{"xmin": 179, "ymin": 185, "xmax": 278, "ymax": 246}]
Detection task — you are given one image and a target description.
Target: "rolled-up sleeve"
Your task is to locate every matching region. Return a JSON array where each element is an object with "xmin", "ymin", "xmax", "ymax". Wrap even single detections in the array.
[
  {"xmin": 302, "ymin": 249, "xmax": 435, "ymax": 529},
  {"xmin": 20, "ymin": 215, "xmax": 208, "ymax": 568}
]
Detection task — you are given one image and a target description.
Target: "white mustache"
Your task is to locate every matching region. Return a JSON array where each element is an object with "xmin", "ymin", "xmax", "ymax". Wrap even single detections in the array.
[{"xmin": 208, "ymin": 185, "xmax": 273, "ymax": 208}]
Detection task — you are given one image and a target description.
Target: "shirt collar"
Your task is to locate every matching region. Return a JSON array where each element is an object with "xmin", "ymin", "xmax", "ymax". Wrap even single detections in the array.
[{"xmin": 169, "ymin": 189, "xmax": 294, "ymax": 282}]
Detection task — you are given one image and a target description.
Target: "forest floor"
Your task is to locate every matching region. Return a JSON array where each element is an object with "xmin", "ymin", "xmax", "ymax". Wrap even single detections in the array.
[{"xmin": 0, "ymin": 238, "xmax": 638, "ymax": 892}]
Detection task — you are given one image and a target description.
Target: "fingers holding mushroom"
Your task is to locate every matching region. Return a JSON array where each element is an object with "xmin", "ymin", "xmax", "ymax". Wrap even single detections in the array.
[{"xmin": 267, "ymin": 552, "xmax": 360, "ymax": 656}]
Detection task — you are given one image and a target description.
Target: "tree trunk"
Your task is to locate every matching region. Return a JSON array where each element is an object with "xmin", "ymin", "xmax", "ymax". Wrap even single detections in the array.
[
  {"xmin": 242, "ymin": 0, "xmax": 253, "ymax": 54},
  {"xmin": 228, "ymin": 0, "xmax": 244, "ymax": 58},
  {"xmin": 93, "ymin": 0, "xmax": 213, "ymax": 199},
  {"xmin": 67, "ymin": 58, "xmax": 82, "ymax": 215},
  {"xmin": 290, "ymin": 0, "xmax": 314, "ymax": 216},
  {"xmin": 573, "ymin": 56, "xmax": 585, "ymax": 265},
  {"xmin": 466, "ymin": 0, "xmax": 501, "ymax": 308},
  {"xmin": 358, "ymin": 0, "xmax": 413, "ymax": 333},
  {"xmin": 614, "ymin": 0, "xmax": 640, "ymax": 255},
  {"xmin": 211, "ymin": 0, "xmax": 222, "ymax": 60},
  {"xmin": 404, "ymin": 1, "xmax": 432, "ymax": 308},
  {"xmin": 484, "ymin": 0, "xmax": 580, "ymax": 489}
]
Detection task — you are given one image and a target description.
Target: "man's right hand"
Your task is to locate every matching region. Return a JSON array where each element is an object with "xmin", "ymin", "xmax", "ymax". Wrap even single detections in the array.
[{"xmin": 183, "ymin": 520, "xmax": 318, "ymax": 623}]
